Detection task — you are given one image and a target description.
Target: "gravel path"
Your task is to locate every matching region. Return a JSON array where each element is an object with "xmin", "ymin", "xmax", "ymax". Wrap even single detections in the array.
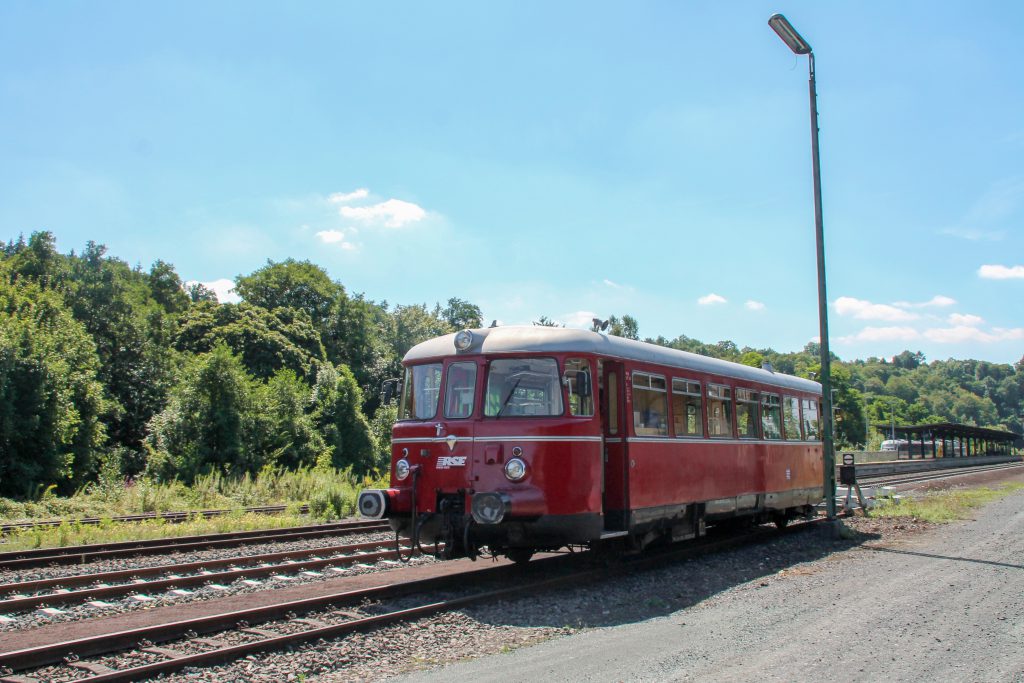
[{"xmin": 392, "ymin": 487, "xmax": 1024, "ymax": 683}]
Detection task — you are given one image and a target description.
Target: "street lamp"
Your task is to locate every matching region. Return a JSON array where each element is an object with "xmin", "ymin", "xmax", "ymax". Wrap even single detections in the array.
[{"xmin": 769, "ymin": 13, "xmax": 837, "ymax": 522}]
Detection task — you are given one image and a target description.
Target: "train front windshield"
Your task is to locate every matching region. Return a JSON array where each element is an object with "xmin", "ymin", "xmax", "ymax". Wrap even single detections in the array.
[
  {"xmin": 484, "ymin": 358, "xmax": 563, "ymax": 417},
  {"xmin": 400, "ymin": 363, "xmax": 442, "ymax": 420}
]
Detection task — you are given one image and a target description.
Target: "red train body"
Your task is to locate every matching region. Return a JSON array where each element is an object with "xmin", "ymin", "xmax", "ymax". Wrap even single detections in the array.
[{"xmin": 358, "ymin": 327, "xmax": 823, "ymax": 561}]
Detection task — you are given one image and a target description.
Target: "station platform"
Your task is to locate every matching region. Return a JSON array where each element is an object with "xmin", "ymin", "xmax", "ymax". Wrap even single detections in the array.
[{"xmin": 845, "ymin": 453, "xmax": 1020, "ymax": 478}]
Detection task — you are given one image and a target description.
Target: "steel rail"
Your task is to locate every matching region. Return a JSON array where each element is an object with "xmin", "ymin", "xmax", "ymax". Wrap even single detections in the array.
[
  {"xmin": 0, "ymin": 505, "xmax": 311, "ymax": 535},
  {"xmin": 0, "ymin": 521, "xmax": 389, "ymax": 570},
  {"xmin": 0, "ymin": 558, "xmax": 545, "ymax": 671},
  {"xmin": 0, "ymin": 520, "xmax": 820, "ymax": 680},
  {"xmin": 0, "ymin": 540, "xmax": 413, "ymax": 613},
  {"xmin": 1, "ymin": 538, "xmax": 398, "ymax": 595}
]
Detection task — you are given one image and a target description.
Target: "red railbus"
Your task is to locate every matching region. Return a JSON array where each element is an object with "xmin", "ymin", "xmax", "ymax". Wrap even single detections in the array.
[{"xmin": 358, "ymin": 326, "xmax": 823, "ymax": 562}]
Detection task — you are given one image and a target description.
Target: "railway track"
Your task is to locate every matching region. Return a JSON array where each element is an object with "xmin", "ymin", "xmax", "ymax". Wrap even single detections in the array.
[
  {"xmin": 0, "ymin": 537, "xmax": 412, "ymax": 614},
  {"xmin": 0, "ymin": 520, "xmax": 390, "ymax": 570},
  {"xmin": 0, "ymin": 520, "xmax": 819, "ymax": 682},
  {"xmin": 0, "ymin": 505, "xmax": 310, "ymax": 535}
]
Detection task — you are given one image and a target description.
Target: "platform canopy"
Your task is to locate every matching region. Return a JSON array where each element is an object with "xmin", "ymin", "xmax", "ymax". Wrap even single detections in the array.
[{"xmin": 876, "ymin": 422, "xmax": 1021, "ymax": 457}]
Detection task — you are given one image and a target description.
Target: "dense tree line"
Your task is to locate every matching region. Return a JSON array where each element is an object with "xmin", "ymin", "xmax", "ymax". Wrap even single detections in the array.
[
  {"xmin": 0, "ymin": 232, "xmax": 480, "ymax": 497},
  {"xmin": 645, "ymin": 333, "xmax": 1024, "ymax": 448},
  {"xmin": 1, "ymin": 231, "xmax": 1020, "ymax": 497}
]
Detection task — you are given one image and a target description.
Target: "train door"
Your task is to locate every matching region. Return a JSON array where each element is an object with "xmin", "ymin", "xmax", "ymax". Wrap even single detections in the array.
[{"xmin": 601, "ymin": 361, "xmax": 629, "ymax": 531}]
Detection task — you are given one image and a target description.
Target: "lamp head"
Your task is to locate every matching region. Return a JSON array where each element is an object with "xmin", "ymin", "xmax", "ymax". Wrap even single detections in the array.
[{"xmin": 769, "ymin": 13, "xmax": 812, "ymax": 55}]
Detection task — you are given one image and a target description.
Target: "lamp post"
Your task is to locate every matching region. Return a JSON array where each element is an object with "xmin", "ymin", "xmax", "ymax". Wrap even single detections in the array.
[{"xmin": 769, "ymin": 13, "xmax": 837, "ymax": 522}]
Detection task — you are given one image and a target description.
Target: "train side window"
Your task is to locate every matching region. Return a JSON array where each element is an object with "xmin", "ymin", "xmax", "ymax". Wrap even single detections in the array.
[
  {"xmin": 802, "ymin": 399, "xmax": 821, "ymax": 440},
  {"xmin": 735, "ymin": 388, "xmax": 760, "ymax": 439},
  {"xmin": 632, "ymin": 372, "xmax": 668, "ymax": 436},
  {"xmin": 444, "ymin": 361, "xmax": 477, "ymax": 419},
  {"xmin": 564, "ymin": 358, "xmax": 594, "ymax": 417},
  {"xmin": 761, "ymin": 394, "xmax": 782, "ymax": 440},
  {"xmin": 671, "ymin": 378, "xmax": 703, "ymax": 437},
  {"xmin": 783, "ymin": 395, "xmax": 802, "ymax": 440},
  {"xmin": 707, "ymin": 384, "xmax": 733, "ymax": 438}
]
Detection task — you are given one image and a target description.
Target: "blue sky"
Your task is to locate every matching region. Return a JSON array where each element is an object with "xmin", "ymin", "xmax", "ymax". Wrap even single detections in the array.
[{"xmin": 2, "ymin": 1, "xmax": 1022, "ymax": 364}]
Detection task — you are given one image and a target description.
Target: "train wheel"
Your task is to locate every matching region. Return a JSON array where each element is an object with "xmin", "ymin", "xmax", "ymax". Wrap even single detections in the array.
[
  {"xmin": 773, "ymin": 514, "xmax": 790, "ymax": 530},
  {"xmin": 507, "ymin": 548, "xmax": 534, "ymax": 564}
]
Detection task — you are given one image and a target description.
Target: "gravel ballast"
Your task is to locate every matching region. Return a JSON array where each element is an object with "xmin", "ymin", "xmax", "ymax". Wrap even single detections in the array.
[
  {"xmin": 154, "ymin": 482, "xmax": 1024, "ymax": 683},
  {"xmin": 0, "ymin": 531, "xmax": 428, "ymax": 632}
]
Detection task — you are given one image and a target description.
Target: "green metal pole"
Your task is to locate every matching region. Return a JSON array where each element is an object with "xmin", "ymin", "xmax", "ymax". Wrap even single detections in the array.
[{"xmin": 808, "ymin": 53, "xmax": 837, "ymax": 521}]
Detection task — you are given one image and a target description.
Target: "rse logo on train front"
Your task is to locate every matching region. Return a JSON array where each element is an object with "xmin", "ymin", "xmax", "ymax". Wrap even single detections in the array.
[{"xmin": 436, "ymin": 456, "xmax": 467, "ymax": 469}]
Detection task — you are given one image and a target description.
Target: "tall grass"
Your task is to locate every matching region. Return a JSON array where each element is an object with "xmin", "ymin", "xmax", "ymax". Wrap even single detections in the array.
[
  {"xmin": 871, "ymin": 483, "xmax": 1024, "ymax": 523},
  {"xmin": 0, "ymin": 466, "xmax": 388, "ymax": 525}
]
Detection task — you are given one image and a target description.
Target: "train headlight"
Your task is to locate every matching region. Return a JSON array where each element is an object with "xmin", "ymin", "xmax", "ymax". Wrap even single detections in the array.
[
  {"xmin": 395, "ymin": 458, "xmax": 411, "ymax": 481},
  {"xmin": 454, "ymin": 329, "xmax": 474, "ymax": 352},
  {"xmin": 504, "ymin": 457, "xmax": 527, "ymax": 482},
  {"xmin": 472, "ymin": 492, "xmax": 511, "ymax": 525}
]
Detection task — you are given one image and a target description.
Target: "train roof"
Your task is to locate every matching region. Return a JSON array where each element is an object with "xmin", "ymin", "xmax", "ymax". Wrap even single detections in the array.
[{"xmin": 404, "ymin": 326, "xmax": 822, "ymax": 395}]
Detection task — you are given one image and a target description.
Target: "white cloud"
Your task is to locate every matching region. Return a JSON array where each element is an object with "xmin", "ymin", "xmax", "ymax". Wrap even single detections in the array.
[
  {"xmin": 316, "ymin": 230, "xmax": 345, "ymax": 243},
  {"xmin": 339, "ymin": 198, "xmax": 426, "ymax": 228},
  {"xmin": 921, "ymin": 295, "xmax": 956, "ymax": 308},
  {"xmin": 561, "ymin": 311, "xmax": 599, "ymax": 328},
  {"xmin": 834, "ymin": 296, "xmax": 918, "ymax": 321},
  {"xmin": 186, "ymin": 278, "xmax": 240, "ymax": 304},
  {"xmin": 940, "ymin": 227, "xmax": 1005, "ymax": 242},
  {"xmin": 838, "ymin": 326, "xmax": 921, "ymax": 343},
  {"xmin": 923, "ymin": 326, "xmax": 1024, "ymax": 344},
  {"xmin": 698, "ymin": 293, "xmax": 727, "ymax": 306},
  {"xmin": 978, "ymin": 264, "xmax": 1024, "ymax": 280},
  {"xmin": 603, "ymin": 279, "xmax": 623, "ymax": 289},
  {"xmin": 315, "ymin": 230, "xmax": 356, "ymax": 250},
  {"xmin": 891, "ymin": 295, "xmax": 956, "ymax": 309},
  {"xmin": 948, "ymin": 313, "xmax": 984, "ymax": 327},
  {"xmin": 328, "ymin": 188, "xmax": 369, "ymax": 204},
  {"xmin": 744, "ymin": 300, "xmax": 765, "ymax": 311}
]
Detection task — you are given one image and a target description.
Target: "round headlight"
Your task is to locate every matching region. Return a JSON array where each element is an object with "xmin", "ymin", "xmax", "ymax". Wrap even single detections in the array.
[
  {"xmin": 504, "ymin": 457, "xmax": 527, "ymax": 482},
  {"xmin": 454, "ymin": 329, "xmax": 474, "ymax": 352},
  {"xmin": 395, "ymin": 458, "xmax": 410, "ymax": 481}
]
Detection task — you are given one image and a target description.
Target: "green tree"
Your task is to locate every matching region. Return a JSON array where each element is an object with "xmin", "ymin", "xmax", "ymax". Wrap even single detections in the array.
[
  {"xmin": 148, "ymin": 260, "xmax": 190, "ymax": 314},
  {"xmin": 739, "ymin": 351, "xmax": 765, "ymax": 368},
  {"xmin": 174, "ymin": 302, "xmax": 326, "ymax": 380},
  {"xmin": 146, "ymin": 344, "xmax": 259, "ymax": 481},
  {"xmin": 186, "ymin": 282, "xmax": 219, "ymax": 303},
  {"xmin": 441, "ymin": 297, "xmax": 483, "ymax": 330},
  {"xmin": 310, "ymin": 363, "xmax": 377, "ymax": 473},
  {"xmin": 386, "ymin": 304, "xmax": 454, "ymax": 372},
  {"xmin": 369, "ymin": 399, "xmax": 399, "ymax": 468},
  {"xmin": 248, "ymin": 370, "xmax": 326, "ymax": 470},
  {"xmin": 607, "ymin": 314, "xmax": 640, "ymax": 340},
  {"xmin": 63, "ymin": 242, "xmax": 180, "ymax": 453},
  {"xmin": 0, "ymin": 274, "xmax": 107, "ymax": 495},
  {"xmin": 234, "ymin": 259, "xmax": 342, "ymax": 326},
  {"xmin": 322, "ymin": 293, "xmax": 393, "ymax": 400}
]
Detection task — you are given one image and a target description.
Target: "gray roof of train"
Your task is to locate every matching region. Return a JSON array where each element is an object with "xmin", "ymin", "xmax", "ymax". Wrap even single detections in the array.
[{"xmin": 404, "ymin": 327, "xmax": 821, "ymax": 395}]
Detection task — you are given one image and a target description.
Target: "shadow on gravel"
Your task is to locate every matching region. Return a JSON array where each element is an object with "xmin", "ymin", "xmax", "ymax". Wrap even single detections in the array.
[
  {"xmin": 860, "ymin": 546, "xmax": 1024, "ymax": 570},
  {"xmin": 466, "ymin": 523, "xmax": 880, "ymax": 630}
]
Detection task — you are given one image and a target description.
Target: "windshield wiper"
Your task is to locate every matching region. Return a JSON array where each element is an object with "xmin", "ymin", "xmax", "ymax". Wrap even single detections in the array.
[{"xmin": 495, "ymin": 378, "xmax": 522, "ymax": 418}]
